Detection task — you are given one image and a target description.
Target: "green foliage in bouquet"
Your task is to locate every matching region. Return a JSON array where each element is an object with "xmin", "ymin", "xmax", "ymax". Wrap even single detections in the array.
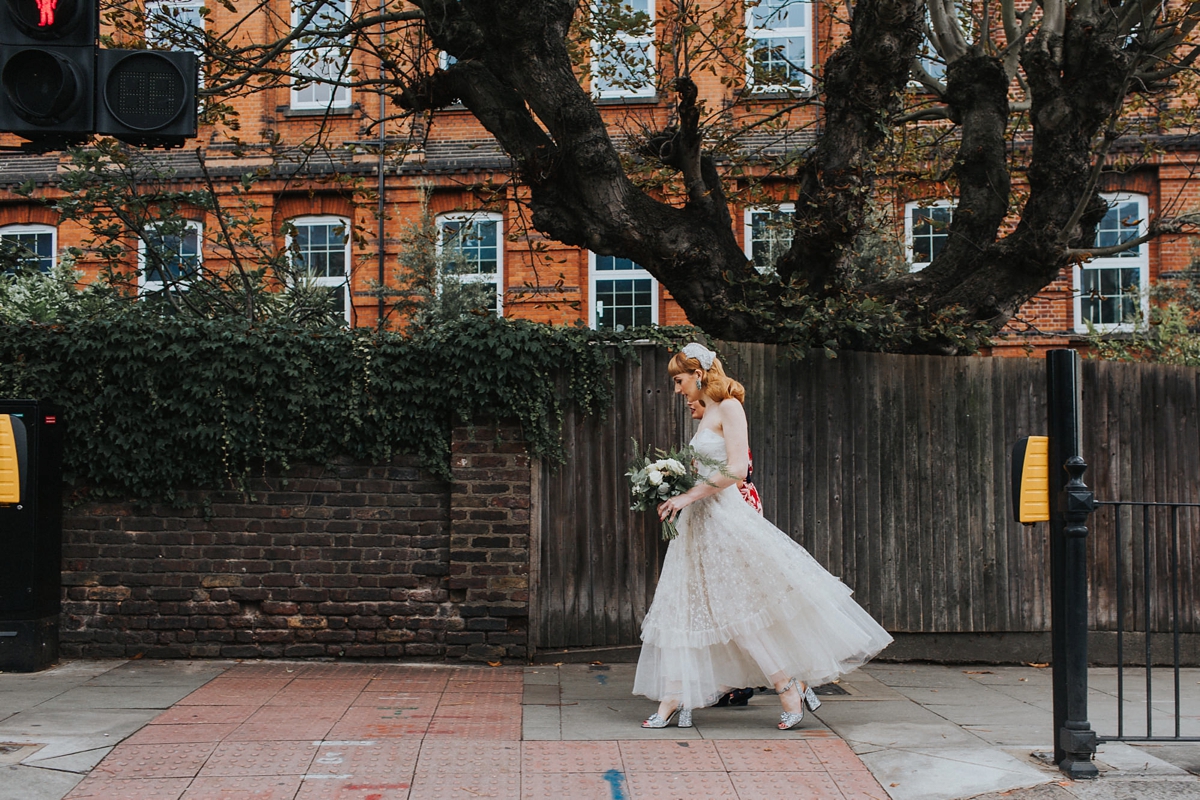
[{"xmin": 627, "ymin": 439, "xmax": 730, "ymax": 540}]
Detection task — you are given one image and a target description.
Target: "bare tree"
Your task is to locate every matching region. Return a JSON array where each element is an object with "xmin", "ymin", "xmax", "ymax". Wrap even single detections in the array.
[{"xmin": 105, "ymin": 0, "xmax": 1200, "ymax": 351}]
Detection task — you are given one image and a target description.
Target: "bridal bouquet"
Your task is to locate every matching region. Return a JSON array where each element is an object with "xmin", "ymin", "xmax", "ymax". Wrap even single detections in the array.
[{"xmin": 627, "ymin": 441, "xmax": 703, "ymax": 541}]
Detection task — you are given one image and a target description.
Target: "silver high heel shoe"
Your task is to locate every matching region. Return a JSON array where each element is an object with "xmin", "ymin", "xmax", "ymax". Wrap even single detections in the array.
[
  {"xmin": 642, "ymin": 704, "xmax": 693, "ymax": 728},
  {"xmin": 777, "ymin": 678, "xmax": 805, "ymax": 730},
  {"xmin": 803, "ymin": 685, "xmax": 822, "ymax": 712}
]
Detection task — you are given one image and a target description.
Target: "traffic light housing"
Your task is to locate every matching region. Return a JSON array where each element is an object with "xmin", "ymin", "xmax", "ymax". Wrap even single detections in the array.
[
  {"xmin": 96, "ymin": 50, "xmax": 198, "ymax": 145},
  {"xmin": 0, "ymin": 0, "xmax": 97, "ymax": 145},
  {"xmin": 0, "ymin": 0, "xmax": 198, "ymax": 148}
]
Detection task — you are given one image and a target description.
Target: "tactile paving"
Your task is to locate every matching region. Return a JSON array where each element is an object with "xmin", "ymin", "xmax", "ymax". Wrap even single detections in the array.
[
  {"xmin": 624, "ymin": 770, "xmax": 738, "ymax": 799},
  {"xmin": 90, "ymin": 742, "xmax": 216, "ymax": 780},
  {"xmin": 729, "ymin": 770, "xmax": 846, "ymax": 800},
  {"xmin": 520, "ymin": 741, "xmax": 622, "ymax": 773},
  {"xmin": 124, "ymin": 723, "xmax": 241, "ymax": 745},
  {"xmin": 618, "ymin": 739, "xmax": 725, "ymax": 773},
  {"xmin": 809, "ymin": 737, "xmax": 871, "ymax": 769},
  {"xmin": 294, "ymin": 776, "xmax": 413, "ymax": 800},
  {"xmin": 714, "ymin": 739, "xmax": 824, "ymax": 772},
  {"xmin": 229, "ymin": 705, "xmax": 343, "ymax": 741},
  {"xmin": 444, "ymin": 673, "xmax": 524, "ymax": 694},
  {"xmin": 308, "ymin": 739, "xmax": 421, "ymax": 775},
  {"xmin": 65, "ymin": 776, "xmax": 192, "ymax": 800},
  {"xmin": 223, "ymin": 663, "xmax": 310, "ymax": 679},
  {"xmin": 176, "ymin": 682, "xmax": 281, "ymax": 706},
  {"xmin": 180, "ymin": 775, "xmax": 304, "ymax": 799},
  {"xmin": 198, "ymin": 740, "xmax": 317, "ymax": 777},
  {"xmin": 416, "ymin": 740, "xmax": 522, "ymax": 774},
  {"xmin": 326, "ymin": 707, "xmax": 433, "ymax": 739},
  {"xmin": 268, "ymin": 680, "xmax": 368, "ymax": 706},
  {"xmin": 407, "ymin": 771, "xmax": 522, "ymax": 800},
  {"xmin": 520, "ymin": 771, "xmax": 624, "ymax": 800},
  {"xmin": 367, "ymin": 676, "xmax": 451, "ymax": 694},
  {"xmin": 150, "ymin": 704, "xmax": 258, "ymax": 725},
  {"xmin": 297, "ymin": 664, "xmax": 382, "ymax": 680}
]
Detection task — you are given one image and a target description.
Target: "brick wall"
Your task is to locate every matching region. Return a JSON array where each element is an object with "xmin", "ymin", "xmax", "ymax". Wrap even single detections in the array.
[{"xmin": 58, "ymin": 424, "xmax": 532, "ymax": 663}]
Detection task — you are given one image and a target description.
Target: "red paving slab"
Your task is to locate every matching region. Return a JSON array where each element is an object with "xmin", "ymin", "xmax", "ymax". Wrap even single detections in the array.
[
  {"xmin": 618, "ymin": 739, "xmax": 727, "ymax": 772},
  {"xmin": 89, "ymin": 742, "xmax": 217, "ymax": 780},
  {"xmin": 521, "ymin": 740, "xmax": 622, "ymax": 772},
  {"xmin": 68, "ymin": 663, "xmax": 888, "ymax": 800},
  {"xmin": 294, "ymin": 777, "xmax": 414, "ymax": 800},
  {"xmin": 123, "ymin": 722, "xmax": 242, "ymax": 745},
  {"xmin": 66, "ymin": 777, "xmax": 192, "ymax": 800},
  {"xmin": 714, "ymin": 739, "xmax": 826, "ymax": 771},
  {"xmin": 625, "ymin": 770, "xmax": 740, "ymax": 798},
  {"xmin": 180, "ymin": 775, "xmax": 304, "ymax": 800}
]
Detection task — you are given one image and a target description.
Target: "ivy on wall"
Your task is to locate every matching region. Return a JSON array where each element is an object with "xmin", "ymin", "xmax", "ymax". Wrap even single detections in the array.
[{"xmin": 0, "ymin": 313, "xmax": 699, "ymax": 502}]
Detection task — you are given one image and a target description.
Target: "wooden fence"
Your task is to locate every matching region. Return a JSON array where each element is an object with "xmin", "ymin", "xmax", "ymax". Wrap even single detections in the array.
[{"xmin": 532, "ymin": 345, "xmax": 1200, "ymax": 651}]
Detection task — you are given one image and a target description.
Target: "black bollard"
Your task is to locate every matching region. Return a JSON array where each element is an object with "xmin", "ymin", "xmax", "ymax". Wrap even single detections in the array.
[{"xmin": 1046, "ymin": 349, "xmax": 1099, "ymax": 778}]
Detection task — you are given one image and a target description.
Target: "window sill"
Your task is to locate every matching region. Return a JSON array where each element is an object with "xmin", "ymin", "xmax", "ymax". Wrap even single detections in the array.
[
  {"xmin": 279, "ymin": 104, "xmax": 358, "ymax": 118},
  {"xmin": 594, "ymin": 94, "xmax": 660, "ymax": 106},
  {"xmin": 738, "ymin": 85, "xmax": 814, "ymax": 100}
]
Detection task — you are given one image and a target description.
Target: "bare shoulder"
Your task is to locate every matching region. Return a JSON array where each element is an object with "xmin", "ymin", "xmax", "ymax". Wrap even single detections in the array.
[{"xmin": 719, "ymin": 398, "xmax": 747, "ymax": 421}]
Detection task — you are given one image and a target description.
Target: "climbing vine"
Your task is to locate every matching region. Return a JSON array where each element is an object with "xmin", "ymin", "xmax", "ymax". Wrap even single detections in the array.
[{"xmin": 0, "ymin": 312, "xmax": 700, "ymax": 502}]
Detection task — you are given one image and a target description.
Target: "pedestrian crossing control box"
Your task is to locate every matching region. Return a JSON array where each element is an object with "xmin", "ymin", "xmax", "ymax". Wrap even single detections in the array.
[{"xmin": 0, "ymin": 399, "xmax": 63, "ymax": 672}]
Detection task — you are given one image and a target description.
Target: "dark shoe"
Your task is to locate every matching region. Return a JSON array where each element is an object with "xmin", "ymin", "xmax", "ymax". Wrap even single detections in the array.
[{"xmin": 715, "ymin": 687, "xmax": 754, "ymax": 707}]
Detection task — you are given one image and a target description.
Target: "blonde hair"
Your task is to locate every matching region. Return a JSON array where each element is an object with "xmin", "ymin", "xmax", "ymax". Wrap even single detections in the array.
[{"xmin": 668, "ymin": 350, "xmax": 746, "ymax": 403}]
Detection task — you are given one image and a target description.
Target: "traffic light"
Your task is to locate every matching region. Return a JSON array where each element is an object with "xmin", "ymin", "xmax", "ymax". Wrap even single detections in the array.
[
  {"xmin": 0, "ymin": 0, "xmax": 197, "ymax": 147},
  {"xmin": 0, "ymin": 0, "xmax": 97, "ymax": 144},
  {"xmin": 96, "ymin": 50, "xmax": 198, "ymax": 145}
]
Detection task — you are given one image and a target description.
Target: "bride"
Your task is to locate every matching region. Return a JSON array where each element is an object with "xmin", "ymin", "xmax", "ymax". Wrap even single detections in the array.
[{"xmin": 633, "ymin": 343, "xmax": 893, "ymax": 730}]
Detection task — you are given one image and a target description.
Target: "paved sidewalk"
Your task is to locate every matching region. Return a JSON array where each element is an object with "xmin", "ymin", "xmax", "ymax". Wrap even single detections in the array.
[{"xmin": 0, "ymin": 660, "xmax": 1196, "ymax": 800}]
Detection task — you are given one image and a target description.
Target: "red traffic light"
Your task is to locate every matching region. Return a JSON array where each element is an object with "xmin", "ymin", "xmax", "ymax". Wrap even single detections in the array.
[
  {"xmin": 4, "ymin": 0, "xmax": 89, "ymax": 42},
  {"xmin": 37, "ymin": 0, "xmax": 56, "ymax": 27}
]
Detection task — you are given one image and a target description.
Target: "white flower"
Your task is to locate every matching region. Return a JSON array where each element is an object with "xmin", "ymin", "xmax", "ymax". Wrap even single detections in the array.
[
  {"xmin": 647, "ymin": 469, "xmax": 663, "ymax": 486},
  {"xmin": 663, "ymin": 459, "xmax": 686, "ymax": 475}
]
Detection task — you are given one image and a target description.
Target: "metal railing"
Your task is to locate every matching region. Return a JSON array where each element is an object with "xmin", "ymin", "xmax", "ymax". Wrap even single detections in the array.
[{"xmin": 1095, "ymin": 500, "xmax": 1200, "ymax": 742}]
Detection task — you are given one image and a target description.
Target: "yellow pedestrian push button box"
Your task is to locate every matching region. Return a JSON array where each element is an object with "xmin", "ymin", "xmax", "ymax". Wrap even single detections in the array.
[
  {"xmin": 1011, "ymin": 435, "xmax": 1050, "ymax": 524},
  {"xmin": 0, "ymin": 413, "xmax": 26, "ymax": 505}
]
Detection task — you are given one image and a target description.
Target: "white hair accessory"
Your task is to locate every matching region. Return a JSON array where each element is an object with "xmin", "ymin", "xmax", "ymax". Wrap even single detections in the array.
[{"xmin": 681, "ymin": 343, "xmax": 716, "ymax": 370}]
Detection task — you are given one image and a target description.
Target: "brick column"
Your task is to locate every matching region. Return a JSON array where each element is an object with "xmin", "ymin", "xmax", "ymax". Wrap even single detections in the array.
[{"xmin": 446, "ymin": 424, "xmax": 532, "ymax": 662}]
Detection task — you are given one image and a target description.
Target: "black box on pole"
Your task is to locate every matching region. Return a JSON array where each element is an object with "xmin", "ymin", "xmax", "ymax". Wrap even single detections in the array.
[{"xmin": 0, "ymin": 399, "xmax": 64, "ymax": 672}]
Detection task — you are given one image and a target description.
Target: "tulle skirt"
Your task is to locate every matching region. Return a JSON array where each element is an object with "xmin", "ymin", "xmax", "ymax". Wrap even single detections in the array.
[{"xmin": 633, "ymin": 484, "xmax": 893, "ymax": 710}]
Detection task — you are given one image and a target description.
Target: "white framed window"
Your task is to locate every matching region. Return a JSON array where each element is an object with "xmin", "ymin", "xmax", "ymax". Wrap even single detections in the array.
[
  {"xmin": 0, "ymin": 223, "xmax": 56, "ymax": 273},
  {"xmin": 139, "ymin": 220, "xmax": 202, "ymax": 295},
  {"xmin": 747, "ymin": 0, "xmax": 812, "ymax": 91},
  {"xmin": 743, "ymin": 203, "xmax": 794, "ymax": 274},
  {"xmin": 437, "ymin": 212, "xmax": 504, "ymax": 316},
  {"xmin": 146, "ymin": 0, "xmax": 205, "ymax": 52},
  {"xmin": 905, "ymin": 200, "xmax": 954, "ymax": 271},
  {"xmin": 589, "ymin": 253, "xmax": 658, "ymax": 330},
  {"xmin": 290, "ymin": 0, "xmax": 352, "ymax": 110},
  {"xmin": 1074, "ymin": 193, "xmax": 1150, "ymax": 333},
  {"xmin": 288, "ymin": 215, "xmax": 351, "ymax": 323},
  {"xmin": 590, "ymin": 0, "xmax": 656, "ymax": 98}
]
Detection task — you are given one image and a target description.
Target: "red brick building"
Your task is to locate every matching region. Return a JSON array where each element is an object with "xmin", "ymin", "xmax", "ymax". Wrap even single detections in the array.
[{"xmin": 1, "ymin": 0, "xmax": 1195, "ymax": 354}]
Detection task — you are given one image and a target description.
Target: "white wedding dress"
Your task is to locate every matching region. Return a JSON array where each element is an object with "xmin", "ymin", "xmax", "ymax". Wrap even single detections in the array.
[{"xmin": 633, "ymin": 427, "xmax": 893, "ymax": 710}]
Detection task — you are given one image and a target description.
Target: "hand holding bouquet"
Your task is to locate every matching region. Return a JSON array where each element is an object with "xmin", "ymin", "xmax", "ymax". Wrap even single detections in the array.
[{"xmin": 626, "ymin": 441, "xmax": 704, "ymax": 541}]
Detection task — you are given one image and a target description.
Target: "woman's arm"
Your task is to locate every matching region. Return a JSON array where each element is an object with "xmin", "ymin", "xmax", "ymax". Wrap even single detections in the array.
[{"xmin": 658, "ymin": 400, "xmax": 750, "ymax": 521}]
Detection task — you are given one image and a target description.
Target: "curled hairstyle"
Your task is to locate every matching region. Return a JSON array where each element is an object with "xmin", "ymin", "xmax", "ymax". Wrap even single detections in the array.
[{"xmin": 668, "ymin": 350, "xmax": 746, "ymax": 403}]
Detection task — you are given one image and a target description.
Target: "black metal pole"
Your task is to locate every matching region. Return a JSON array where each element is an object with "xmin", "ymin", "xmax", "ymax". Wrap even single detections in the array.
[{"xmin": 1046, "ymin": 349, "xmax": 1099, "ymax": 778}]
